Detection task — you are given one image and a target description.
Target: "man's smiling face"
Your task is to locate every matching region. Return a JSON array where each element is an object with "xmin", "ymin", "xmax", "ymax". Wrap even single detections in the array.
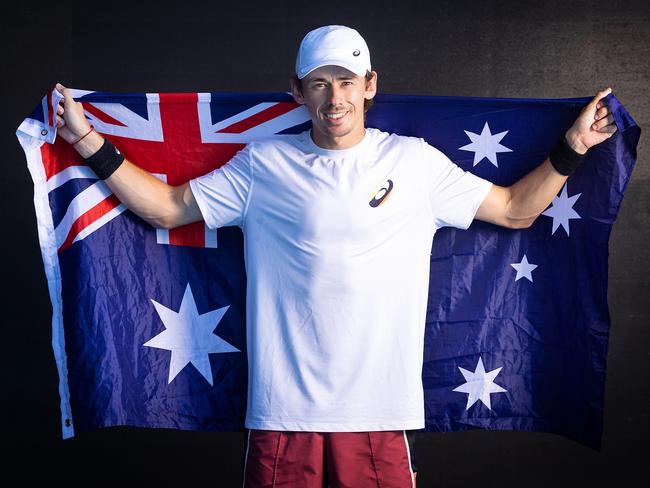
[{"xmin": 291, "ymin": 65, "xmax": 377, "ymax": 150}]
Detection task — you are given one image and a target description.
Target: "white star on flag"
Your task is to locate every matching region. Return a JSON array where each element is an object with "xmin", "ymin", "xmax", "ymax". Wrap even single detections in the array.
[
  {"xmin": 510, "ymin": 254, "xmax": 538, "ymax": 282},
  {"xmin": 144, "ymin": 283, "xmax": 239, "ymax": 385},
  {"xmin": 453, "ymin": 357, "xmax": 507, "ymax": 411},
  {"xmin": 459, "ymin": 121, "xmax": 513, "ymax": 167},
  {"xmin": 541, "ymin": 182, "xmax": 581, "ymax": 236}
]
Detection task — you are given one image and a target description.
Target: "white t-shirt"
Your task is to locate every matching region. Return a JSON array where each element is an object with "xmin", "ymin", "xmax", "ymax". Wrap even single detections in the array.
[{"xmin": 189, "ymin": 128, "xmax": 492, "ymax": 431}]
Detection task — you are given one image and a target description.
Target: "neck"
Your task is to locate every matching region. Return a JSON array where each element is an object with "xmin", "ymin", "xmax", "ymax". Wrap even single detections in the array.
[{"xmin": 311, "ymin": 127, "xmax": 366, "ymax": 150}]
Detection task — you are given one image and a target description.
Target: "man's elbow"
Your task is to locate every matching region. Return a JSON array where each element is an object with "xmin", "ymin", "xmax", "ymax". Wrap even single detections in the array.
[
  {"xmin": 508, "ymin": 215, "xmax": 537, "ymax": 229},
  {"xmin": 145, "ymin": 215, "xmax": 177, "ymax": 230},
  {"xmin": 157, "ymin": 218, "xmax": 178, "ymax": 230},
  {"xmin": 503, "ymin": 194, "xmax": 538, "ymax": 229},
  {"xmin": 145, "ymin": 202, "xmax": 186, "ymax": 230},
  {"xmin": 150, "ymin": 184, "xmax": 195, "ymax": 230}
]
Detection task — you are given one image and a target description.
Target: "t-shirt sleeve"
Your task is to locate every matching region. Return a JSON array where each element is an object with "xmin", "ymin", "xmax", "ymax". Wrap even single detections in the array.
[
  {"xmin": 188, "ymin": 144, "xmax": 253, "ymax": 229},
  {"xmin": 421, "ymin": 139, "xmax": 493, "ymax": 230}
]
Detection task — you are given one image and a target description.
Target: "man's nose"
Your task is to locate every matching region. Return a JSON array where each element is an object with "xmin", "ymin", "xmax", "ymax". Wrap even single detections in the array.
[{"xmin": 328, "ymin": 85, "xmax": 344, "ymax": 106}]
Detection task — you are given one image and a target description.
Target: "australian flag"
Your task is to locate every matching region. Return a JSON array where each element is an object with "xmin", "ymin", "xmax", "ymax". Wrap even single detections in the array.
[{"xmin": 16, "ymin": 87, "xmax": 640, "ymax": 449}]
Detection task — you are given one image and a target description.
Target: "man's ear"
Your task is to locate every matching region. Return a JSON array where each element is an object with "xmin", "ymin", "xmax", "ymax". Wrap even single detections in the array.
[
  {"xmin": 290, "ymin": 76, "xmax": 305, "ymax": 104},
  {"xmin": 364, "ymin": 71, "xmax": 378, "ymax": 101}
]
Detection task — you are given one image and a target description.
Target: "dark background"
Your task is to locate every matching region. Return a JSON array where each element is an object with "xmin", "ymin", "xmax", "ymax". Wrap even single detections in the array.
[{"xmin": 2, "ymin": 1, "xmax": 648, "ymax": 486}]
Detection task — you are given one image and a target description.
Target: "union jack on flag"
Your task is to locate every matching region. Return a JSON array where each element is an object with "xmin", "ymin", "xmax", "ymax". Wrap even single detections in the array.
[
  {"xmin": 17, "ymin": 87, "xmax": 639, "ymax": 448},
  {"xmin": 24, "ymin": 89, "xmax": 311, "ymax": 253}
]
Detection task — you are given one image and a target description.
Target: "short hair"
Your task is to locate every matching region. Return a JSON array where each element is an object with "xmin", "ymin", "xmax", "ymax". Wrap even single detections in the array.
[{"xmin": 292, "ymin": 71, "xmax": 375, "ymax": 114}]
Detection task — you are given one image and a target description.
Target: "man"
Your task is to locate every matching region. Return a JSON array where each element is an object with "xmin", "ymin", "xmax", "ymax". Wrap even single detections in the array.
[{"xmin": 54, "ymin": 25, "xmax": 616, "ymax": 488}]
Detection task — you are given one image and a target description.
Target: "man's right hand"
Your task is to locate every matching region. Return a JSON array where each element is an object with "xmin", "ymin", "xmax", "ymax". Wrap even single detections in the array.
[{"xmin": 55, "ymin": 83, "xmax": 105, "ymax": 158}]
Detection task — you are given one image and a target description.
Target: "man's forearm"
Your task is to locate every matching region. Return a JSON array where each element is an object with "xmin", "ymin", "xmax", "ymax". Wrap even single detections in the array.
[
  {"xmin": 74, "ymin": 131, "xmax": 185, "ymax": 229},
  {"xmin": 105, "ymin": 160, "xmax": 186, "ymax": 229},
  {"xmin": 507, "ymin": 158, "xmax": 568, "ymax": 222},
  {"xmin": 507, "ymin": 126, "xmax": 591, "ymax": 222}
]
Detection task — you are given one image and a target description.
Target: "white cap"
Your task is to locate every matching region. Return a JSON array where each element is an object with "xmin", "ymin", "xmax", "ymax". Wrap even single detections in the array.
[{"xmin": 295, "ymin": 25, "xmax": 371, "ymax": 79}]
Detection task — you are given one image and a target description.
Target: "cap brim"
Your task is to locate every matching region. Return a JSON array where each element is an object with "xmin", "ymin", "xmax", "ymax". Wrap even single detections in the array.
[{"xmin": 297, "ymin": 61, "xmax": 369, "ymax": 79}]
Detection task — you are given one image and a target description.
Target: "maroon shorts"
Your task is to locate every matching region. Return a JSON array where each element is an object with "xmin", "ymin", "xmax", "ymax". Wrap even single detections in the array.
[{"xmin": 242, "ymin": 429, "xmax": 417, "ymax": 487}]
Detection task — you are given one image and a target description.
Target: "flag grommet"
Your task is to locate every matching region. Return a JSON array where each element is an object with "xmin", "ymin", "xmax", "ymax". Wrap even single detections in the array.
[{"xmin": 41, "ymin": 129, "xmax": 48, "ymax": 136}]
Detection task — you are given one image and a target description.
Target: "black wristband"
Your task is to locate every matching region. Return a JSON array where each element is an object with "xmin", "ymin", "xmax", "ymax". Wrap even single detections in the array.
[
  {"xmin": 549, "ymin": 136, "xmax": 587, "ymax": 176},
  {"xmin": 84, "ymin": 138, "xmax": 125, "ymax": 180}
]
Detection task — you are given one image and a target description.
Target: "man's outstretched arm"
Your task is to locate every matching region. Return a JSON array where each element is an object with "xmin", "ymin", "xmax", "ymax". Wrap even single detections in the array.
[
  {"xmin": 55, "ymin": 83, "xmax": 203, "ymax": 230},
  {"xmin": 475, "ymin": 87, "xmax": 618, "ymax": 229}
]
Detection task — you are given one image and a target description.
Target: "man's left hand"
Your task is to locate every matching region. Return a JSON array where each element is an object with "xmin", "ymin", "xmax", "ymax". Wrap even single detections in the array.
[{"xmin": 565, "ymin": 87, "xmax": 618, "ymax": 154}]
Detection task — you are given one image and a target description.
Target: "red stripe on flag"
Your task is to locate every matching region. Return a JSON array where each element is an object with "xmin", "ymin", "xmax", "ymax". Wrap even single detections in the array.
[
  {"xmin": 83, "ymin": 103, "xmax": 128, "ymax": 127},
  {"xmin": 41, "ymin": 139, "xmax": 85, "ymax": 181},
  {"xmin": 158, "ymin": 92, "xmax": 206, "ymax": 248},
  {"xmin": 58, "ymin": 194, "xmax": 121, "ymax": 253},
  {"xmin": 169, "ymin": 222, "xmax": 206, "ymax": 247},
  {"xmin": 218, "ymin": 102, "xmax": 298, "ymax": 134}
]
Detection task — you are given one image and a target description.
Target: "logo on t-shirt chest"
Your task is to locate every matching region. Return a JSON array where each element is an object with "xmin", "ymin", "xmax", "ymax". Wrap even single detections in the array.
[{"xmin": 369, "ymin": 179, "xmax": 394, "ymax": 208}]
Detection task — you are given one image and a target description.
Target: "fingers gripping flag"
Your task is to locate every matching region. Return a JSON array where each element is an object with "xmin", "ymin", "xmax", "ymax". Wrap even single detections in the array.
[{"xmin": 16, "ymin": 88, "xmax": 639, "ymax": 448}]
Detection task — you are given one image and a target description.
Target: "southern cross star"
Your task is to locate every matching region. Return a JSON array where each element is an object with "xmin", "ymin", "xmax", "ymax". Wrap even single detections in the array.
[
  {"xmin": 459, "ymin": 121, "xmax": 513, "ymax": 167},
  {"xmin": 453, "ymin": 357, "xmax": 507, "ymax": 411},
  {"xmin": 541, "ymin": 182, "xmax": 581, "ymax": 236},
  {"xmin": 510, "ymin": 254, "xmax": 538, "ymax": 282},
  {"xmin": 144, "ymin": 283, "xmax": 239, "ymax": 385}
]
